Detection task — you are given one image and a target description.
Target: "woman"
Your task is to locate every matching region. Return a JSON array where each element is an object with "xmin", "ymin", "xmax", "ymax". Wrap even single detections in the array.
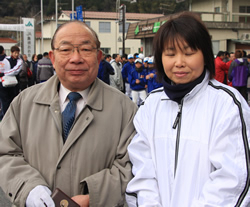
[{"xmin": 126, "ymin": 12, "xmax": 250, "ymax": 207}]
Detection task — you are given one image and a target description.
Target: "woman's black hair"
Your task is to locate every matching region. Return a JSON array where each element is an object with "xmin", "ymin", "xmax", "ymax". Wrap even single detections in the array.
[{"xmin": 153, "ymin": 11, "xmax": 215, "ymax": 81}]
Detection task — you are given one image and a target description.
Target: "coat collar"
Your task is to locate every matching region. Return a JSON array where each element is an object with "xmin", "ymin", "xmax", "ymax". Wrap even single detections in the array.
[
  {"xmin": 160, "ymin": 70, "xmax": 210, "ymax": 102},
  {"xmin": 33, "ymin": 75, "xmax": 103, "ymax": 111}
]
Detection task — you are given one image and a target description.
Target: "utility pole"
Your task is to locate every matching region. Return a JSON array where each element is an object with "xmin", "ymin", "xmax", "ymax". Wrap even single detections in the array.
[
  {"xmin": 56, "ymin": 0, "xmax": 58, "ymax": 29},
  {"xmin": 72, "ymin": 0, "xmax": 74, "ymax": 20},
  {"xmin": 122, "ymin": 5, "xmax": 125, "ymax": 55},
  {"xmin": 119, "ymin": 4, "xmax": 126, "ymax": 55},
  {"xmin": 41, "ymin": 0, "xmax": 43, "ymax": 53}
]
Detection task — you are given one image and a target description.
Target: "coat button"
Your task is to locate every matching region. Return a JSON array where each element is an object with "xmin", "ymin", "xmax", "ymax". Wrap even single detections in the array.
[
  {"xmin": 57, "ymin": 166, "xmax": 61, "ymax": 169},
  {"xmin": 9, "ymin": 193, "xmax": 12, "ymax": 197}
]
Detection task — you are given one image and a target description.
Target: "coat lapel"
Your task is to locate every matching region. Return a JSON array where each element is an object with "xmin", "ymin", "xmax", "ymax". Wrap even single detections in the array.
[{"xmin": 57, "ymin": 79, "xmax": 104, "ymax": 162}]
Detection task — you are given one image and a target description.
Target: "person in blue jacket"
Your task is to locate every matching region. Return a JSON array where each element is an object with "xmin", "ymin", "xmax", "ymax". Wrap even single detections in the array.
[
  {"xmin": 122, "ymin": 54, "xmax": 134, "ymax": 98},
  {"xmin": 146, "ymin": 57, "xmax": 163, "ymax": 93},
  {"xmin": 97, "ymin": 53, "xmax": 114, "ymax": 85},
  {"xmin": 128, "ymin": 58, "xmax": 147, "ymax": 105}
]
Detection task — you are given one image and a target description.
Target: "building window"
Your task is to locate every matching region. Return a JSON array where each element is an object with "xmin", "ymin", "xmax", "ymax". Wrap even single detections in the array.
[
  {"xmin": 239, "ymin": 6, "xmax": 250, "ymax": 13},
  {"xmin": 239, "ymin": 6, "xmax": 250, "ymax": 23},
  {"xmin": 119, "ymin": 23, "xmax": 130, "ymax": 33},
  {"xmin": 214, "ymin": 7, "xmax": 220, "ymax": 13},
  {"xmin": 85, "ymin": 21, "xmax": 91, "ymax": 27},
  {"xmin": 100, "ymin": 48, "xmax": 111, "ymax": 55},
  {"xmin": 99, "ymin": 22, "xmax": 111, "ymax": 33},
  {"xmin": 119, "ymin": 48, "xmax": 130, "ymax": 55}
]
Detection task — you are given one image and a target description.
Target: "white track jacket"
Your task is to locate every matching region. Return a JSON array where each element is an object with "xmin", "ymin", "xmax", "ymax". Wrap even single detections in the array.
[{"xmin": 126, "ymin": 71, "xmax": 250, "ymax": 207}]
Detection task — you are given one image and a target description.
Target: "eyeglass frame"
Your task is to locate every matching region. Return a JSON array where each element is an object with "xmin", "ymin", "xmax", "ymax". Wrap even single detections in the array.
[{"xmin": 52, "ymin": 43, "xmax": 99, "ymax": 56}]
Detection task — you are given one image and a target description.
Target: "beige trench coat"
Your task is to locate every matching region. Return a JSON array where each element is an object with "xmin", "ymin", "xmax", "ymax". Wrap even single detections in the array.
[{"xmin": 0, "ymin": 75, "xmax": 137, "ymax": 207}]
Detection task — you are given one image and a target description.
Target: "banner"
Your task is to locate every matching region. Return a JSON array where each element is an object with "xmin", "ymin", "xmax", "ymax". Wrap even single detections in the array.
[
  {"xmin": 0, "ymin": 24, "xmax": 25, "ymax": 32},
  {"xmin": 22, "ymin": 18, "xmax": 35, "ymax": 61}
]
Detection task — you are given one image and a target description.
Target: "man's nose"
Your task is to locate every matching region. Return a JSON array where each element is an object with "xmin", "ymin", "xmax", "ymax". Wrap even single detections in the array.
[{"xmin": 70, "ymin": 48, "xmax": 83, "ymax": 63}]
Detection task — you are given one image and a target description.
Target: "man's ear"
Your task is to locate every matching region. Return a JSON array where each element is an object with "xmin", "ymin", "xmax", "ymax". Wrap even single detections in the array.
[{"xmin": 49, "ymin": 51, "xmax": 55, "ymax": 64}]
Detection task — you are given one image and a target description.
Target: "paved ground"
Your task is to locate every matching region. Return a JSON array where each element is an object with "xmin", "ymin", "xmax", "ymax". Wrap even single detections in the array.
[{"xmin": 0, "ymin": 187, "xmax": 11, "ymax": 207}]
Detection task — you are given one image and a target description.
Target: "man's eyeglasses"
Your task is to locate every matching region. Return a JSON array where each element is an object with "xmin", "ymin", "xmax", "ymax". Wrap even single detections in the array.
[{"xmin": 53, "ymin": 44, "xmax": 98, "ymax": 57}]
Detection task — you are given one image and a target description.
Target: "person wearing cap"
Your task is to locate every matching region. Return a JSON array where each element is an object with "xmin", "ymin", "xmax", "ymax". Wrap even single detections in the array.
[
  {"xmin": 128, "ymin": 58, "xmax": 147, "ymax": 105},
  {"xmin": 133, "ymin": 53, "xmax": 139, "ymax": 60},
  {"xmin": 122, "ymin": 54, "xmax": 134, "ymax": 98},
  {"xmin": 138, "ymin": 53, "xmax": 144, "ymax": 60},
  {"xmin": 146, "ymin": 57, "xmax": 163, "ymax": 93},
  {"xmin": 143, "ymin": 57, "xmax": 149, "ymax": 72}
]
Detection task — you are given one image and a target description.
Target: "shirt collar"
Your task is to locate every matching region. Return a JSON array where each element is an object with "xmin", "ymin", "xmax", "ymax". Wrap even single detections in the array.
[{"xmin": 59, "ymin": 83, "xmax": 89, "ymax": 104}]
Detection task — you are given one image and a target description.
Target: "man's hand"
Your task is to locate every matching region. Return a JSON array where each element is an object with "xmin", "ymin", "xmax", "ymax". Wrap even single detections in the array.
[
  {"xmin": 71, "ymin": 195, "xmax": 90, "ymax": 207},
  {"xmin": 149, "ymin": 73, "xmax": 154, "ymax": 78},
  {"xmin": 136, "ymin": 79, "xmax": 140, "ymax": 84},
  {"xmin": 26, "ymin": 185, "xmax": 55, "ymax": 207}
]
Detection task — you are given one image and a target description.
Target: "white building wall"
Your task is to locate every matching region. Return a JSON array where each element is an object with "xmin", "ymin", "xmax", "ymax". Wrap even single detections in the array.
[{"xmin": 36, "ymin": 17, "xmax": 141, "ymax": 56}]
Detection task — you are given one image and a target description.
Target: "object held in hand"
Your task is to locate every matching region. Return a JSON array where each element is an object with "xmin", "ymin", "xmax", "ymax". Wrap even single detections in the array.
[{"xmin": 51, "ymin": 188, "xmax": 80, "ymax": 207}]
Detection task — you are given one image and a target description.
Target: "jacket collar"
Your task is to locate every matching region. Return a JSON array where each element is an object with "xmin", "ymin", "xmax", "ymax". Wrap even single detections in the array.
[
  {"xmin": 33, "ymin": 75, "xmax": 103, "ymax": 111},
  {"xmin": 161, "ymin": 70, "xmax": 210, "ymax": 102}
]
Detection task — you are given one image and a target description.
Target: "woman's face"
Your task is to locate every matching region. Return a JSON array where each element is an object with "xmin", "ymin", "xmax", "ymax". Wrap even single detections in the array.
[{"xmin": 161, "ymin": 40, "xmax": 204, "ymax": 84}]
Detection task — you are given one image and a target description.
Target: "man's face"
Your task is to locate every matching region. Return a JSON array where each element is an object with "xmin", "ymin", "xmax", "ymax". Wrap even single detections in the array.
[
  {"xmin": 49, "ymin": 22, "xmax": 102, "ymax": 91},
  {"xmin": 128, "ymin": 58, "xmax": 134, "ymax": 63},
  {"xmin": 106, "ymin": 57, "xmax": 111, "ymax": 62},
  {"xmin": 116, "ymin": 55, "xmax": 121, "ymax": 63},
  {"xmin": 135, "ymin": 62, "xmax": 142, "ymax": 69},
  {"xmin": 230, "ymin": 53, "xmax": 235, "ymax": 61},
  {"xmin": 23, "ymin": 55, "xmax": 27, "ymax": 62},
  {"xmin": 11, "ymin": 51, "xmax": 19, "ymax": 59}
]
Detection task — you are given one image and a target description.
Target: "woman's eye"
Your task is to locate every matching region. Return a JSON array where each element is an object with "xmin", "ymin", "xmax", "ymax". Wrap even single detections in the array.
[{"xmin": 166, "ymin": 53, "xmax": 175, "ymax": 56}]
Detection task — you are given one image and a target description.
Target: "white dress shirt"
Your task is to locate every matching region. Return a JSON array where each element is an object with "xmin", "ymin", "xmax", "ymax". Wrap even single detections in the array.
[{"xmin": 59, "ymin": 83, "xmax": 89, "ymax": 118}]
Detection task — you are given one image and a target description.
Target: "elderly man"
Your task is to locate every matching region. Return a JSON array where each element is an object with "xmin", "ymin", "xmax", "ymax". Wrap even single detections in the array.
[{"xmin": 0, "ymin": 21, "xmax": 137, "ymax": 207}]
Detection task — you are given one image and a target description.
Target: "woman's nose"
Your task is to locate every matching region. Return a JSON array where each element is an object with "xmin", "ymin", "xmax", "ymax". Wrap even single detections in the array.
[{"xmin": 175, "ymin": 54, "xmax": 185, "ymax": 67}]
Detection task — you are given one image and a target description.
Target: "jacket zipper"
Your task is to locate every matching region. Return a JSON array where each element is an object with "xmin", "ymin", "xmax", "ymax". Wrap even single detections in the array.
[{"xmin": 173, "ymin": 100, "xmax": 184, "ymax": 177}]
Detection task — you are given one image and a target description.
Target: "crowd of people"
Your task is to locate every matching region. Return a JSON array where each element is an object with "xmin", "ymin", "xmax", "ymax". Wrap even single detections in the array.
[
  {"xmin": 98, "ymin": 52, "xmax": 163, "ymax": 105},
  {"xmin": 98, "ymin": 48, "xmax": 250, "ymax": 106},
  {"xmin": 0, "ymin": 12, "xmax": 249, "ymax": 207},
  {"xmin": 0, "ymin": 47, "xmax": 54, "ymax": 120},
  {"xmin": 214, "ymin": 49, "xmax": 250, "ymax": 102}
]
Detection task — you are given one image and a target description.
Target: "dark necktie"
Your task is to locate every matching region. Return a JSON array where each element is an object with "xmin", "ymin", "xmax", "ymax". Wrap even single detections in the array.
[{"xmin": 62, "ymin": 92, "xmax": 82, "ymax": 141}]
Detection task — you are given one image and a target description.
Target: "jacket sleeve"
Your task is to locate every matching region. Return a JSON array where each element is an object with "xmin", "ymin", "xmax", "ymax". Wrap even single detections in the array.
[
  {"xmin": 4, "ymin": 58, "xmax": 23, "ymax": 76},
  {"xmin": 18, "ymin": 63, "xmax": 28, "ymax": 78},
  {"xmin": 110, "ymin": 63, "xmax": 121, "ymax": 86},
  {"xmin": 228, "ymin": 61, "xmax": 235, "ymax": 78},
  {"xmin": 37, "ymin": 63, "xmax": 41, "ymax": 82},
  {"xmin": 107, "ymin": 62, "xmax": 114, "ymax": 75},
  {"xmin": 128, "ymin": 72, "xmax": 136, "ymax": 87},
  {"xmin": 0, "ymin": 97, "xmax": 50, "ymax": 207},
  {"xmin": 126, "ymin": 103, "xmax": 162, "ymax": 207},
  {"xmin": 219, "ymin": 59, "xmax": 232, "ymax": 72},
  {"xmin": 82, "ymin": 102, "xmax": 137, "ymax": 207},
  {"xmin": 192, "ymin": 92, "xmax": 250, "ymax": 207}
]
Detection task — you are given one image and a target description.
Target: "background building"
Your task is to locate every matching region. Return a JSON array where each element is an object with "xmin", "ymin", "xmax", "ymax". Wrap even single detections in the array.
[
  {"xmin": 0, "ymin": 38, "xmax": 18, "ymax": 56},
  {"xmin": 36, "ymin": 10, "xmax": 164, "ymax": 55},
  {"xmin": 127, "ymin": 0, "xmax": 250, "ymax": 56}
]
